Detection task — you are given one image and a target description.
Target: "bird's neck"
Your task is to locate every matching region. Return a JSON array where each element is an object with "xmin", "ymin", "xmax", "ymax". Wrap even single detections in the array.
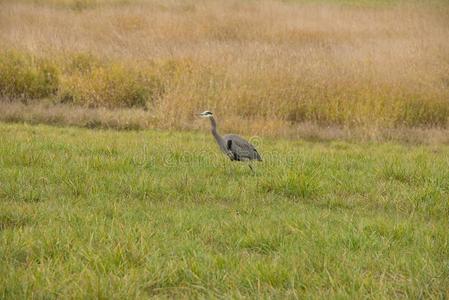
[{"xmin": 210, "ymin": 117, "xmax": 225, "ymax": 150}]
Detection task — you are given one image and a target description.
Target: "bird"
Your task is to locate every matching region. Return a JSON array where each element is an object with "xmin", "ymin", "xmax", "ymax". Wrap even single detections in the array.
[{"xmin": 199, "ymin": 111, "xmax": 262, "ymax": 172}]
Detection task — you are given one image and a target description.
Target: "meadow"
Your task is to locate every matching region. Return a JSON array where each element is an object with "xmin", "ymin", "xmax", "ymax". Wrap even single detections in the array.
[
  {"xmin": 0, "ymin": 0, "xmax": 449, "ymax": 139},
  {"xmin": 1, "ymin": 122, "xmax": 448, "ymax": 298},
  {"xmin": 1, "ymin": 0, "xmax": 449, "ymax": 298}
]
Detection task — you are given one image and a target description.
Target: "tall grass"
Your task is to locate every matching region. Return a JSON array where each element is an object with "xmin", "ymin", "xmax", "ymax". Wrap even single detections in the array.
[
  {"xmin": 0, "ymin": 0, "xmax": 448, "ymax": 135},
  {"xmin": 0, "ymin": 51, "xmax": 59, "ymax": 100},
  {"xmin": 58, "ymin": 55, "xmax": 165, "ymax": 108}
]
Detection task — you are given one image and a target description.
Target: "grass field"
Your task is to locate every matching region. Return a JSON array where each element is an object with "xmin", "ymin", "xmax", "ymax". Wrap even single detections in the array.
[
  {"xmin": 1, "ymin": 0, "xmax": 449, "ymax": 297},
  {"xmin": 1, "ymin": 122, "xmax": 448, "ymax": 298},
  {"xmin": 1, "ymin": 0, "xmax": 449, "ymax": 137}
]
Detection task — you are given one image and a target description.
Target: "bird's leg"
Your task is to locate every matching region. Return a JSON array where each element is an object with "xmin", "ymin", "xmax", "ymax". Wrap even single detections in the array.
[{"xmin": 248, "ymin": 163, "xmax": 255, "ymax": 174}]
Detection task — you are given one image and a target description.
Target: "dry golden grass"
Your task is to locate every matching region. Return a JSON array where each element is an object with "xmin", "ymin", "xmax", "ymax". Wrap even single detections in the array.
[
  {"xmin": 0, "ymin": 0, "xmax": 449, "ymax": 137},
  {"xmin": 3, "ymin": 101, "xmax": 449, "ymax": 145}
]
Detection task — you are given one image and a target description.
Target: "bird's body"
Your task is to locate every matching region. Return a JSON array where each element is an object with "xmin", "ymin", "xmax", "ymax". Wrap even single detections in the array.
[
  {"xmin": 199, "ymin": 111, "xmax": 261, "ymax": 171},
  {"xmin": 222, "ymin": 134, "xmax": 262, "ymax": 162}
]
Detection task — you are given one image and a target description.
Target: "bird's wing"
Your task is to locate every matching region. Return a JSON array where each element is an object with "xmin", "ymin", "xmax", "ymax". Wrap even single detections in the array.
[{"xmin": 224, "ymin": 134, "xmax": 262, "ymax": 161}]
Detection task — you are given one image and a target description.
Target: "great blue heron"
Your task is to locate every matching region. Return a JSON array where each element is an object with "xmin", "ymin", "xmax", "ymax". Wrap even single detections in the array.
[{"xmin": 199, "ymin": 111, "xmax": 262, "ymax": 172}]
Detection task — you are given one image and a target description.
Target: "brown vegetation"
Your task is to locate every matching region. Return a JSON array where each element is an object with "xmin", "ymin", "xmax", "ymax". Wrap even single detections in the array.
[{"xmin": 0, "ymin": 0, "xmax": 448, "ymax": 139}]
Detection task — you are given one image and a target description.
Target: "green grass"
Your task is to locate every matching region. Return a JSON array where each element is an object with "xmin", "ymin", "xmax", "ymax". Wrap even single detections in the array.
[{"xmin": 1, "ymin": 123, "xmax": 448, "ymax": 298}]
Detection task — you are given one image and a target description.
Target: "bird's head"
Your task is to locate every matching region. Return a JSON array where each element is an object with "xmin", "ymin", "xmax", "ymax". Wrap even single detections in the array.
[{"xmin": 199, "ymin": 111, "xmax": 213, "ymax": 118}]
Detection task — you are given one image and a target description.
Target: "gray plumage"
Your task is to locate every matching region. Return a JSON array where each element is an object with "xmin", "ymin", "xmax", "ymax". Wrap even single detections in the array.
[
  {"xmin": 222, "ymin": 134, "xmax": 262, "ymax": 162},
  {"xmin": 200, "ymin": 111, "xmax": 262, "ymax": 163}
]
